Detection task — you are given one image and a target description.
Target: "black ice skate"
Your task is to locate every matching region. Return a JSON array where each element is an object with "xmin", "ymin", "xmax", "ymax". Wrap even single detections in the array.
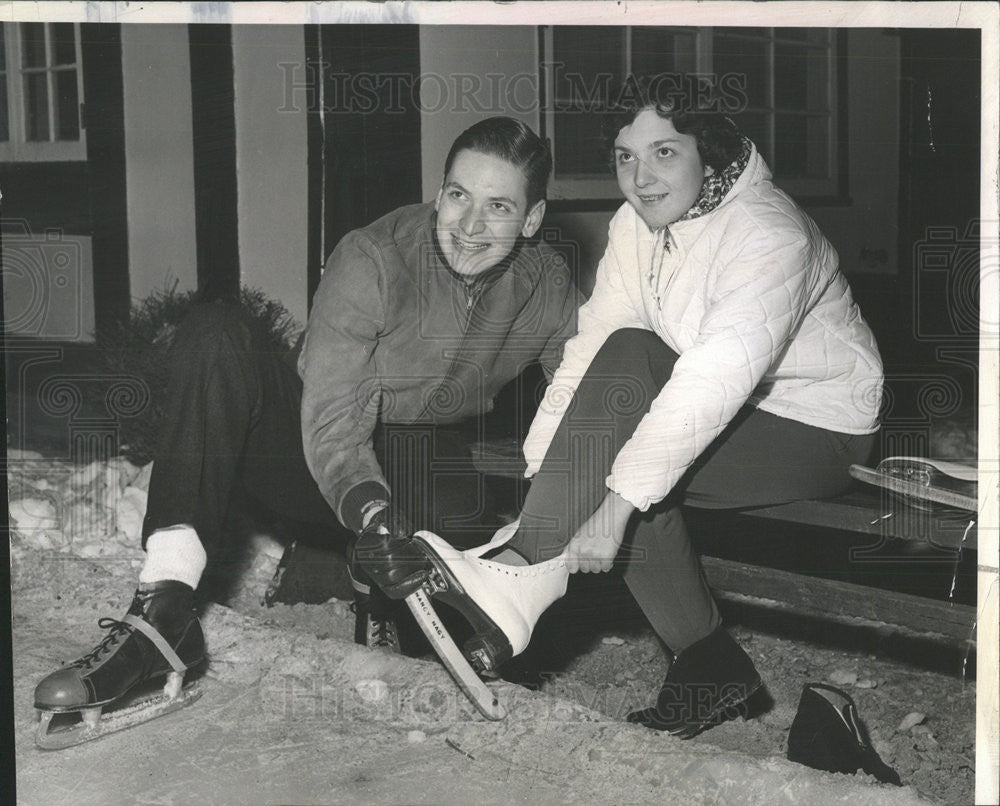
[
  {"xmin": 347, "ymin": 562, "xmax": 402, "ymax": 653},
  {"xmin": 33, "ymin": 580, "xmax": 206, "ymax": 750}
]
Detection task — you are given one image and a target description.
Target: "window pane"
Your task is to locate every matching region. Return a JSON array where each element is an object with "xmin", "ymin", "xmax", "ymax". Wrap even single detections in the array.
[
  {"xmin": 774, "ymin": 114, "xmax": 808, "ymax": 177},
  {"xmin": 806, "ymin": 115, "xmax": 831, "ymax": 179},
  {"xmin": 20, "ymin": 22, "xmax": 46, "ymax": 67},
  {"xmin": 552, "ymin": 27, "xmax": 623, "ymax": 104},
  {"xmin": 55, "ymin": 69, "xmax": 79, "ymax": 140},
  {"xmin": 732, "ymin": 111, "xmax": 769, "ymax": 164},
  {"xmin": 774, "ymin": 44, "xmax": 808, "ymax": 109},
  {"xmin": 0, "ymin": 74, "xmax": 8, "ymax": 141},
  {"xmin": 24, "ymin": 71, "xmax": 49, "ymax": 140},
  {"xmin": 631, "ymin": 27, "xmax": 697, "ymax": 76},
  {"xmin": 712, "ymin": 34, "xmax": 768, "ymax": 110},
  {"xmin": 553, "ymin": 111, "xmax": 611, "ymax": 176},
  {"xmin": 775, "ymin": 44, "xmax": 828, "ymax": 111},
  {"xmin": 551, "ymin": 27, "xmax": 623, "ymax": 177},
  {"xmin": 51, "ymin": 23, "xmax": 76, "ymax": 66}
]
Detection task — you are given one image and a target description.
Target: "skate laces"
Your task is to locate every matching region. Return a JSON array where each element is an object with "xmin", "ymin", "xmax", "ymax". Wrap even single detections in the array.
[
  {"xmin": 74, "ymin": 617, "xmax": 133, "ymax": 670},
  {"xmin": 370, "ymin": 615, "xmax": 399, "ymax": 650}
]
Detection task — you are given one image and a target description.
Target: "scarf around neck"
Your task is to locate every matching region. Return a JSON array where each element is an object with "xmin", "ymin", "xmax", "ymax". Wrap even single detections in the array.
[{"xmin": 674, "ymin": 135, "xmax": 753, "ymax": 225}]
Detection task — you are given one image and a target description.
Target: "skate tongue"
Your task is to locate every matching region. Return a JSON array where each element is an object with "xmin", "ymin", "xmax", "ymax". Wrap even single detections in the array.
[{"xmin": 466, "ymin": 520, "xmax": 521, "ymax": 559}]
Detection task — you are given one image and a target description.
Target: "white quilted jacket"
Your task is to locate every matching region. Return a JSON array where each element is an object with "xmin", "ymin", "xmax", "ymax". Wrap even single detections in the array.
[{"xmin": 523, "ymin": 145, "xmax": 883, "ymax": 511}]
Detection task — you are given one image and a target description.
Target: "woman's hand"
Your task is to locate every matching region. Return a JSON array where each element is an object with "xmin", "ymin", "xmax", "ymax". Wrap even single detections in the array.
[{"xmin": 563, "ymin": 491, "xmax": 635, "ymax": 574}]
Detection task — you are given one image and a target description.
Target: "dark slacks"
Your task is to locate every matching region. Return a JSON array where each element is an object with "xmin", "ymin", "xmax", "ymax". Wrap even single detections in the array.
[
  {"xmin": 507, "ymin": 328, "xmax": 875, "ymax": 652},
  {"xmin": 141, "ymin": 302, "xmax": 495, "ymax": 557}
]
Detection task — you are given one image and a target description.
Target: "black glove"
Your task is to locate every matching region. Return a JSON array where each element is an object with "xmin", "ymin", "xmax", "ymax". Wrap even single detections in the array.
[
  {"xmin": 350, "ymin": 504, "xmax": 428, "ymax": 599},
  {"xmin": 359, "ymin": 503, "xmax": 413, "ymax": 543}
]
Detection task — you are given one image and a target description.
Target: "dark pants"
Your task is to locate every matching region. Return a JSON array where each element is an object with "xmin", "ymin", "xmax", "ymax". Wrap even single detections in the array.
[
  {"xmin": 507, "ymin": 328, "xmax": 875, "ymax": 652},
  {"xmin": 141, "ymin": 302, "xmax": 496, "ymax": 558}
]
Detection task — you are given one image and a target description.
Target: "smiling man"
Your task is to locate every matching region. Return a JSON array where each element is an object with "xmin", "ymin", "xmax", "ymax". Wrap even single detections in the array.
[
  {"xmin": 32, "ymin": 118, "xmax": 581, "ymax": 747},
  {"xmin": 299, "ymin": 117, "xmax": 580, "ymax": 646}
]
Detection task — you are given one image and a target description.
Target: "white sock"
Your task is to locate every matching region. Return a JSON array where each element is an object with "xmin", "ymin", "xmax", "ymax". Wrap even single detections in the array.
[{"xmin": 139, "ymin": 525, "xmax": 207, "ymax": 589}]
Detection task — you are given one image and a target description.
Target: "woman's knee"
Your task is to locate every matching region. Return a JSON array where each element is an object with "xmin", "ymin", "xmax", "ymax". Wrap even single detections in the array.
[{"xmin": 594, "ymin": 328, "xmax": 677, "ymax": 364}]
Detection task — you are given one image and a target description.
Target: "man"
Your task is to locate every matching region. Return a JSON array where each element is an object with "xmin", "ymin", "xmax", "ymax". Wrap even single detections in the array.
[{"xmin": 32, "ymin": 117, "xmax": 580, "ymax": 747}]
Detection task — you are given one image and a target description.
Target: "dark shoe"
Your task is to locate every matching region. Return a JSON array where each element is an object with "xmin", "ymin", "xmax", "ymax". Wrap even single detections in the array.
[
  {"xmin": 264, "ymin": 541, "xmax": 354, "ymax": 606},
  {"xmin": 34, "ymin": 581, "xmax": 205, "ymax": 712},
  {"xmin": 787, "ymin": 683, "xmax": 902, "ymax": 785},
  {"xmin": 627, "ymin": 626, "xmax": 762, "ymax": 738}
]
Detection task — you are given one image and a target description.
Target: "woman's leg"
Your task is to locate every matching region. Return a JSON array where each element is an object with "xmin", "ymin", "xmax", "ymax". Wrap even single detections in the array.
[
  {"xmin": 623, "ymin": 409, "xmax": 875, "ymax": 652},
  {"xmin": 506, "ymin": 328, "xmax": 679, "ymax": 563}
]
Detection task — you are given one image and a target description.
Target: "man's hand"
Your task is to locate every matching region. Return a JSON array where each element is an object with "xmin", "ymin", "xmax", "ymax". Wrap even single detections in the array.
[
  {"xmin": 359, "ymin": 502, "xmax": 412, "ymax": 543},
  {"xmin": 351, "ymin": 504, "xmax": 428, "ymax": 599},
  {"xmin": 563, "ymin": 491, "xmax": 635, "ymax": 574}
]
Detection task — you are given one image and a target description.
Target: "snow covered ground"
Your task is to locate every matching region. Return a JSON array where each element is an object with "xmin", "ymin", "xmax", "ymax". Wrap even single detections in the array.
[{"xmin": 7, "ymin": 451, "xmax": 975, "ymax": 804}]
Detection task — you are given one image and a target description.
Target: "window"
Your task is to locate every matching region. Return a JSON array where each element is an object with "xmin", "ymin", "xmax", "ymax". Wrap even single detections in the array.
[
  {"xmin": 540, "ymin": 26, "xmax": 844, "ymax": 203},
  {"xmin": 0, "ymin": 22, "xmax": 86, "ymax": 161}
]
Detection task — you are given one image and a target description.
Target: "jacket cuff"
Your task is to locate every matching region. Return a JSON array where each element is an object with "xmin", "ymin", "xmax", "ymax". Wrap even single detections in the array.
[{"xmin": 339, "ymin": 481, "xmax": 391, "ymax": 533}]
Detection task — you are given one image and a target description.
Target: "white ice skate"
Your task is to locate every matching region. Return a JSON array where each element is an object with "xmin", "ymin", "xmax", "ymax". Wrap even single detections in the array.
[{"xmin": 403, "ymin": 520, "xmax": 569, "ymax": 719}]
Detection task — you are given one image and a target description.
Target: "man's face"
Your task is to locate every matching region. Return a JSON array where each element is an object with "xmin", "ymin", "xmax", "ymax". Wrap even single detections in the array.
[
  {"xmin": 614, "ymin": 109, "xmax": 713, "ymax": 230},
  {"xmin": 435, "ymin": 149, "xmax": 545, "ymax": 278}
]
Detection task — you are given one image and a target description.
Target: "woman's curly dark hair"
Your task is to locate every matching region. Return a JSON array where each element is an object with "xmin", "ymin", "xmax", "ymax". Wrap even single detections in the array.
[{"xmin": 601, "ymin": 75, "xmax": 744, "ymax": 173}]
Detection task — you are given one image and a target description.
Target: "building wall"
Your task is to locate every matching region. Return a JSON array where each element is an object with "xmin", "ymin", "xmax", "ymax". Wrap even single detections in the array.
[
  {"xmin": 121, "ymin": 24, "xmax": 199, "ymax": 303},
  {"xmin": 420, "ymin": 27, "xmax": 901, "ymax": 288},
  {"xmin": 419, "ymin": 26, "xmax": 539, "ymax": 201},
  {"xmin": 2, "ymin": 233, "xmax": 96, "ymax": 341},
  {"xmin": 808, "ymin": 30, "xmax": 900, "ymax": 276},
  {"xmin": 232, "ymin": 24, "xmax": 309, "ymax": 328}
]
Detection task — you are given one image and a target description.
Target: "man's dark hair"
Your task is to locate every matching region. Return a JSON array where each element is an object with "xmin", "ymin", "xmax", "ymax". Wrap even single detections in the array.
[
  {"xmin": 443, "ymin": 117, "xmax": 553, "ymax": 209},
  {"xmin": 601, "ymin": 76, "xmax": 744, "ymax": 173}
]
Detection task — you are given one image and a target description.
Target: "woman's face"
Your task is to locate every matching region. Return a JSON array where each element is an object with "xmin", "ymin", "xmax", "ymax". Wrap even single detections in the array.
[{"xmin": 614, "ymin": 109, "xmax": 714, "ymax": 230}]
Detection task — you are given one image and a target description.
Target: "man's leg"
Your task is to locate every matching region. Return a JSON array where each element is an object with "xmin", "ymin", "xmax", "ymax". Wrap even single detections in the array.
[
  {"xmin": 35, "ymin": 300, "xmax": 334, "ymax": 730},
  {"xmin": 141, "ymin": 302, "xmax": 338, "ymax": 589},
  {"xmin": 379, "ymin": 420, "xmax": 498, "ymax": 549}
]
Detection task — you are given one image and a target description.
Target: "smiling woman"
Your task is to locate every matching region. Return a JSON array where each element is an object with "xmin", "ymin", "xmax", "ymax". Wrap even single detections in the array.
[
  {"xmin": 386, "ymin": 77, "xmax": 885, "ymax": 741},
  {"xmin": 612, "ymin": 113, "xmax": 716, "ymax": 231}
]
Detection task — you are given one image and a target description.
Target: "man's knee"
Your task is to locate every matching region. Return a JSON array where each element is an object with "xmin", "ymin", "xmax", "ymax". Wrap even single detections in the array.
[{"xmin": 173, "ymin": 301, "xmax": 253, "ymax": 354}]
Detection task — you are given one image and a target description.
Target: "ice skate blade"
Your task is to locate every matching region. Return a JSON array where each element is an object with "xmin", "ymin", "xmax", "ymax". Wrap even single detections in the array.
[
  {"xmin": 404, "ymin": 587, "xmax": 506, "ymax": 721},
  {"xmin": 410, "ymin": 535, "xmax": 513, "ymax": 672},
  {"xmin": 849, "ymin": 463, "xmax": 978, "ymax": 512},
  {"xmin": 35, "ymin": 679, "xmax": 204, "ymax": 751}
]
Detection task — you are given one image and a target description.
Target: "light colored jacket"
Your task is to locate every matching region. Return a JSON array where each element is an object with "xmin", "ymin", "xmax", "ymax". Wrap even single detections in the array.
[{"xmin": 522, "ymin": 145, "xmax": 883, "ymax": 511}]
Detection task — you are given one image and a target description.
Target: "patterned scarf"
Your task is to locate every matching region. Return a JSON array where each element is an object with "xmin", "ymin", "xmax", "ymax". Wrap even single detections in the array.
[{"xmin": 675, "ymin": 135, "xmax": 753, "ymax": 225}]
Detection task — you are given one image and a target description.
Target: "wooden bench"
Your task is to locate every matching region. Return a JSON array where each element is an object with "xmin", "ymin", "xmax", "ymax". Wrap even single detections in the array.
[{"xmin": 471, "ymin": 440, "xmax": 978, "ymax": 647}]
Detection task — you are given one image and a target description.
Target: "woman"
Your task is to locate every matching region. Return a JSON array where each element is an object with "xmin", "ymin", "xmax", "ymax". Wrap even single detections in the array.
[{"xmin": 363, "ymin": 83, "xmax": 883, "ymax": 738}]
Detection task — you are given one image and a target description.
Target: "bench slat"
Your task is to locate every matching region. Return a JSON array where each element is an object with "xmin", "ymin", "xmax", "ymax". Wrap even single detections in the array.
[{"xmin": 702, "ymin": 556, "xmax": 977, "ymax": 645}]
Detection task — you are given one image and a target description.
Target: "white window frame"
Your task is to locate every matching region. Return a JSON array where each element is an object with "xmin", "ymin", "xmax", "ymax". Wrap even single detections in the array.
[
  {"xmin": 540, "ymin": 26, "xmax": 841, "ymax": 202},
  {"xmin": 0, "ymin": 22, "xmax": 87, "ymax": 162}
]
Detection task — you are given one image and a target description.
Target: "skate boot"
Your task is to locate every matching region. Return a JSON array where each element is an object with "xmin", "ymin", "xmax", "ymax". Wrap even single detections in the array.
[
  {"xmin": 33, "ymin": 580, "xmax": 206, "ymax": 750},
  {"xmin": 408, "ymin": 520, "xmax": 569, "ymax": 673},
  {"xmin": 348, "ymin": 562, "xmax": 402, "ymax": 653}
]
